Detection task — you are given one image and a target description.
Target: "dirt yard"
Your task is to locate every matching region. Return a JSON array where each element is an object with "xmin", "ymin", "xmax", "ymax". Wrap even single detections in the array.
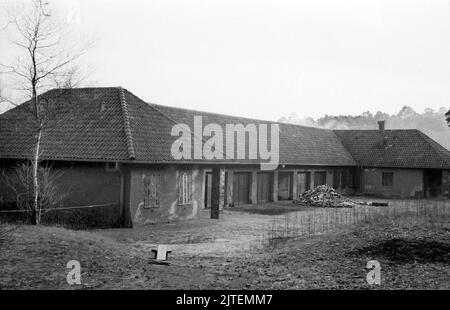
[{"xmin": 1, "ymin": 200, "xmax": 449, "ymax": 289}]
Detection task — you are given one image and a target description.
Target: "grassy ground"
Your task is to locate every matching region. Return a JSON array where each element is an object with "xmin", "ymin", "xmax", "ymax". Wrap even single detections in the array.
[
  {"xmin": 0, "ymin": 223, "xmax": 224, "ymax": 289},
  {"xmin": 0, "ymin": 225, "xmax": 144, "ymax": 289},
  {"xmin": 1, "ymin": 201, "xmax": 449, "ymax": 289}
]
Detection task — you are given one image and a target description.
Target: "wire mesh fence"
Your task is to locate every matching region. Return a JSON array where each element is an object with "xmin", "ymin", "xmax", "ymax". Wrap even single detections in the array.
[
  {"xmin": 0, "ymin": 203, "xmax": 123, "ymax": 229},
  {"xmin": 263, "ymin": 199, "xmax": 450, "ymax": 246}
]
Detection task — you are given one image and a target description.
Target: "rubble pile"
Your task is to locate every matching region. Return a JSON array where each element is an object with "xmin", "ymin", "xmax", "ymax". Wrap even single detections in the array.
[{"xmin": 293, "ymin": 185, "xmax": 357, "ymax": 208}]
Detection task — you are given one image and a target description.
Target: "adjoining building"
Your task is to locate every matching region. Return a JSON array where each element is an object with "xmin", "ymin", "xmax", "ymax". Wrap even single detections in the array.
[{"xmin": 1, "ymin": 87, "xmax": 449, "ymax": 227}]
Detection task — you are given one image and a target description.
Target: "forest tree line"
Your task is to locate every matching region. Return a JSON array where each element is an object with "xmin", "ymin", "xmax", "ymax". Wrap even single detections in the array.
[{"xmin": 279, "ymin": 106, "xmax": 450, "ymax": 150}]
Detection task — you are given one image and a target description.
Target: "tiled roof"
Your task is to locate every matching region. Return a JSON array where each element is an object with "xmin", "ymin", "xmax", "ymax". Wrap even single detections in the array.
[
  {"xmin": 334, "ymin": 129, "xmax": 450, "ymax": 169},
  {"xmin": 0, "ymin": 87, "xmax": 355, "ymax": 166},
  {"xmin": 1, "ymin": 87, "xmax": 449, "ymax": 169},
  {"xmin": 125, "ymin": 91, "xmax": 356, "ymax": 165},
  {"xmin": 0, "ymin": 88, "xmax": 130, "ymax": 161}
]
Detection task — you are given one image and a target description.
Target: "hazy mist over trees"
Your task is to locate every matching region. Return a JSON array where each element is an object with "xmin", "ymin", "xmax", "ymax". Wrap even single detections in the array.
[{"xmin": 279, "ymin": 106, "xmax": 450, "ymax": 150}]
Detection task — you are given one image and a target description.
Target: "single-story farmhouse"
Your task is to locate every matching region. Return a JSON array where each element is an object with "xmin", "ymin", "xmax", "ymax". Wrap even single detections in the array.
[{"xmin": 1, "ymin": 87, "xmax": 450, "ymax": 227}]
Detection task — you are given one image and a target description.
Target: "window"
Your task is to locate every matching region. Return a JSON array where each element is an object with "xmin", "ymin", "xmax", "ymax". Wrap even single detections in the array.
[
  {"xmin": 142, "ymin": 174, "xmax": 161, "ymax": 208},
  {"xmin": 314, "ymin": 171, "xmax": 327, "ymax": 187},
  {"xmin": 382, "ymin": 172, "xmax": 394, "ymax": 186},
  {"xmin": 178, "ymin": 171, "xmax": 192, "ymax": 205}
]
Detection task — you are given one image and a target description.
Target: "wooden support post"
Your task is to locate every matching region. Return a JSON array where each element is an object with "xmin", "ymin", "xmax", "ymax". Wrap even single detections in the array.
[
  {"xmin": 310, "ymin": 170, "xmax": 315, "ymax": 190},
  {"xmin": 219, "ymin": 168, "xmax": 225, "ymax": 210},
  {"xmin": 121, "ymin": 167, "xmax": 133, "ymax": 228},
  {"xmin": 273, "ymin": 170, "xmax": 279, "ymax": 202},
  {"xmin": 292, "ymin": 170, "xmax": 298, "ymax": 200},
  {"xmin": 226, "ymin": 170, "xmax": 234, "ymax": 207},
  {"xmin": 211, "ymin": 167, "xmax": 220, "ymax": 219},
  {"xmin": 251, "ymin": 171, "xmax": 258, "ymax": 204}
]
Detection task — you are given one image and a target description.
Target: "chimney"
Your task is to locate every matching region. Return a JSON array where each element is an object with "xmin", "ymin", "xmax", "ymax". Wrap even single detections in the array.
[{"xmin": 378, "ymin": 120, "xmax": 385, "ymax": 146}]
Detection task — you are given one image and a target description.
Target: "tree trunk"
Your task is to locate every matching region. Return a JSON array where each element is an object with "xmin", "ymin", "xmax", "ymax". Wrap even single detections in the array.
[
  {"xmin": 32, "ymin": 128, "xmax": 42, "ymax": 225},
  {"xmin": 31, "ymin": 76, "xmax": 40, "ymax": 225}
]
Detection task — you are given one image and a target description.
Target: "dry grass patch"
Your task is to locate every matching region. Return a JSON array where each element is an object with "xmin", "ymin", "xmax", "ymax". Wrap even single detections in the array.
[
  {"xmin": 0, "ymin": 224, "xmax": 223, "ymax": 289},
  {"xmin": 0, "ymin": 225, "xmax": 166, "ymax": 289},
  {"xmin": 213, "ymin": 214, "xmax": 450, "ymax": 289}
]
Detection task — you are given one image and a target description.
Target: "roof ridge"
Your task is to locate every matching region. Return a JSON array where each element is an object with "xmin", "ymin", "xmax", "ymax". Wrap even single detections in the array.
[
  {"xmin": 118, "ymin": 87, "xmax": 136, "ymax": 160},
  {"xmin": 149, "ymin": 102, "xmax": 335, "ymax": 131},
  {"xmin": 334, "ymin": 129, "xmax": 419, "ymax": 132},
  {"xmin": 147, "ymin": 100, "xmax": 230, "ymax": 160},
  {"xmin": 150, "ymin": 102, "xmax": 278, "ymax": 124},
  {"xmin": 332, "ymin": 131, "xmax": 358, "ymax": 165}
]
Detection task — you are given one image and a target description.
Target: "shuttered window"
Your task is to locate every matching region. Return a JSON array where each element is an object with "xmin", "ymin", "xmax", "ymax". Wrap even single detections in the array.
[
  {"xmin": 143, "ymin": 174, "xmax": 161, "ymax": 208},
  {"xmin": 178, "ymin": 171, "xmax": 192, "ymax": 205}
]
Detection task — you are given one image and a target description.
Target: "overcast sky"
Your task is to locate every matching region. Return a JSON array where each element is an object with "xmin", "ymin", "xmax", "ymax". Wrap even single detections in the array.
[{"xmin": 1, "ymin": 0, "xmax": 450, "ymax": 121}]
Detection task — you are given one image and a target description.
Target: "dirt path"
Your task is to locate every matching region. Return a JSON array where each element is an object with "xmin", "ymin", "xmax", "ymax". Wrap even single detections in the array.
[
  {"xmin": 90, "ymin": 203, "xmax": 390, "ymax": 289},
  {"xmin": 97, "ymin": 210, "xmax": 270, "ymax": 258}
]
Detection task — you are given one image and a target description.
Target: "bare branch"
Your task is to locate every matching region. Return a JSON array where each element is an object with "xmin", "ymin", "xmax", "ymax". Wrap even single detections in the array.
[{"xmin": 1, "ymin": 0, "xmax": 93, "ymax": 224}]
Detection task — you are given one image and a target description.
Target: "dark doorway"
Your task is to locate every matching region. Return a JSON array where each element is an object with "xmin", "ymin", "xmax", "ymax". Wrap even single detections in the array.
[
  {"xmin": 424, "ymin": 169, "xmax": 442, "ymax": 198},
  {"xmin": 297, "ymin": 172, "xmax": 311, "ymax": 195},
  {"xmin": 257, "ymin": 172, "xmax": 273, "ymax": 203},
  {"xmin": 314, "ymin": 171, "xmax": 327, "ymax": 187},
  {"xmin": 204, "ymin": 172, "xmax": 212, "ymax": 208},
  {"xmin": 278, "ymin": 171, "xmax": 293, "ymax": 200},
  {"xmin": 233, "ymin": 172, "xmax": 251, "ymax": 205}
]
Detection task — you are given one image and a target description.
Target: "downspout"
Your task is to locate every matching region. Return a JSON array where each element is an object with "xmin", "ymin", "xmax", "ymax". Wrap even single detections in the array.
[
  {"xmin": 119, "ymin": 165, "xmax": 124, "ymax": 219},
  {"xmin": 118, "ymin": 163, "xmax": 132, "ymax": 228},
  {"xmin": 118, "ymin": 87, "xmax": 136, "ymax": 228}
]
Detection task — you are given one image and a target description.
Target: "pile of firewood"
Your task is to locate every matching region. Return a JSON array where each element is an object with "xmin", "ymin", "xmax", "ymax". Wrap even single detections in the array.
[{"xmin": 293, "ymin": 185, "xmax": 356, "ymax": 208}]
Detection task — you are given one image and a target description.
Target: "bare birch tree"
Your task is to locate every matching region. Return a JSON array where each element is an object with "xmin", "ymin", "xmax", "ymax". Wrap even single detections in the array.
[{"xmin": 0, "ymin": 0, "xmax": 92, "ymax": 224}]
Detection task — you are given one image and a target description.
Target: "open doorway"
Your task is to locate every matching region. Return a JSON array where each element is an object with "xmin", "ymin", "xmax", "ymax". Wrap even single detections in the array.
[
  {"xmin": 278, "ymin": 171, "xmax": 293, "ymax": 200},
  {"xmin": 257, "ymin": 172, "xmax": 273, "ymax": 203},
  {"xmin": 204, "ymin": 171, "xmax": 212, "ymax": 208},
  {"xmin": 233, "ymin": 172, "xmax": 251, "ymax": 205},
  {"xmin": 424, "ymin": 169, "xmax": 442, "ymax": 198}
]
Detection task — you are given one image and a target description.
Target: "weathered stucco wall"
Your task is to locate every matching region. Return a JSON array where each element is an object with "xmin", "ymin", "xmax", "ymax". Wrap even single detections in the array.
[
  {"xmin": 48, "ymin": 163, "xmax": 123, "ymax": 227},
  {"xmin": 3, "ymin": 159, "xmax": 440, "ymax": 227},
  {"xmin": 0, "ymin": 161, "xmax": 123, "ymax": 227},
  {"xmin": 128, "ymin": 164, "xmax": 205, "ymax": 224},
  {"xmin": 0, "ymin": 161, "xmax": 122, "ymax": 206},
  {"xmin": 56, "ymin": 164, "xmax": 122, "ymax": 207},
  {"xmin": 361, "ymin": 168, "xmax": 423, "ymax": 198}
]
